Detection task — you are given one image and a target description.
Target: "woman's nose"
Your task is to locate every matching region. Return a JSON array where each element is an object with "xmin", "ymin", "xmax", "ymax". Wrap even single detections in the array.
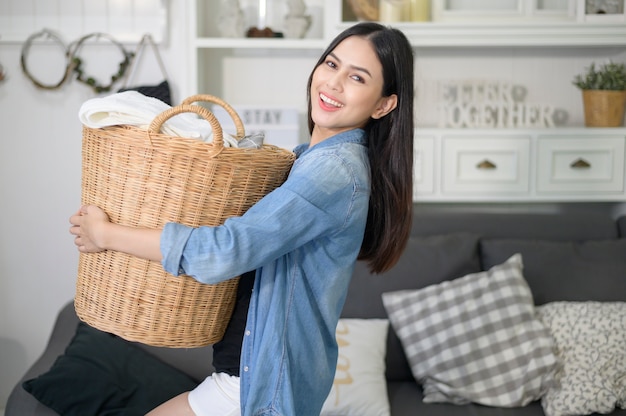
[{"xmin": 326, "ymin": 72, "xmax": 342, "ymax": 91}]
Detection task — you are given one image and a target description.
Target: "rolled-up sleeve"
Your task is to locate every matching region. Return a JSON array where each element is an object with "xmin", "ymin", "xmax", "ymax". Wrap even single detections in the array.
[{"xmin": 160, "ymin": 222, "xmax": 194, "ymax": 276}]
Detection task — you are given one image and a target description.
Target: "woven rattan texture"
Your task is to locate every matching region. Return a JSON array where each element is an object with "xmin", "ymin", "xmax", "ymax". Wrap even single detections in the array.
[
  {"xmin": 582, "ymin": 90, "xmax": 626, "ymax": 127},
  {"xmin": 75, "ymin": 97, "xmax": 295, "ymax": 347}
]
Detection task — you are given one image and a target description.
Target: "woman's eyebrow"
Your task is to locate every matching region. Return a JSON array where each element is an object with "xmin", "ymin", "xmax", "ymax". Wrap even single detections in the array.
[{"xmin": 328, "ymin": 52, "xmax": 373, "ymax": 78}]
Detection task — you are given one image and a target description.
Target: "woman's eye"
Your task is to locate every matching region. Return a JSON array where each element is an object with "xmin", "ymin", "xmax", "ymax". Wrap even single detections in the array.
[
  {"xmin": 351, "ymin": 75, "xmax": 364, "ymax": 83},
  {"xmin": 325, "ymin": 60, "xmax": 337, "ymax": 69}
]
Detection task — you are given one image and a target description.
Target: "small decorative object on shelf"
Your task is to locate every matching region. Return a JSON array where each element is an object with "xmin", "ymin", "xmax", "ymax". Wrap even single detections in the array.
[
  {"xmin": 408, "ymin": 0, "xmax": 430, "ymax": 21},
  {"xmin": 378, "ymin": 0, "xmax": 430, "ymax": 22},
  {"xmin": 246, "ymin": 27, "xmax": 282, "ymax": 37},
  {"xmin": 246, "ymin": 0, "xmax": 283, "ymax": 37},
  {"xmin": 379, "ymin": 0, "xmax": 406, "ymax": 22},
  {"xmin": 218, "ymin": 0, "xmax": 245, "ymax": 37},
  {"xmin": 347, "ymin": 0, "xmax": 379, "ymax": 21},
  {"xmin": 284, "ymin": 0, "xmax": 311, "ymax": 39},
  {"xmin": 573, "ymin": 61, "xmax": 626, "ymax": 127},
  {"xmin": 438, "ymin": 80, "xmax": 558, "ymax": 128}
]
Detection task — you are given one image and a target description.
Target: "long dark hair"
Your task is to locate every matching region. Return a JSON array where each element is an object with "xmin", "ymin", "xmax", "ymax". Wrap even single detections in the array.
[{"xmin": 306, "ymin": 22, "xmax": 414, "ymax": 273}]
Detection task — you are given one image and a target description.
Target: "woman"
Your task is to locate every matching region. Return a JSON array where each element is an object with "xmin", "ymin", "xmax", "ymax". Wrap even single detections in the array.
[{"xmin": 70, "ymin": 21, "xmax": 414, "ymax": 416}]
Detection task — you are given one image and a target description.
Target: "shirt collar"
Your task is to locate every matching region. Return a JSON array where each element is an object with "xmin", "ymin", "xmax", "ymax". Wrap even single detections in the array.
[{"xmin": 294, "ymin": 128, "xmax": 366, "ymax": 158}]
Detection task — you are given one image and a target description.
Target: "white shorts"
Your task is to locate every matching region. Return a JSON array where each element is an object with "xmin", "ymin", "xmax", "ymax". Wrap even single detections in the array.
[{"xmin": 188, "ymin": 372, "xmax": 241, "ymax": 416}]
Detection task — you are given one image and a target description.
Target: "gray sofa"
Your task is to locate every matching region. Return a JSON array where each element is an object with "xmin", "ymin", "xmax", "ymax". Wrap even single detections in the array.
[{"xmin": 7, "ymin": 208, "xmax": 626, "ymax": 415}]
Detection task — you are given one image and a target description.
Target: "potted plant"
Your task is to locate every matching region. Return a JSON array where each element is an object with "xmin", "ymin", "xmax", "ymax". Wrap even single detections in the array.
[{"xmin": 573, "ymin": 61, "xmax": 626, "ymax": 127}]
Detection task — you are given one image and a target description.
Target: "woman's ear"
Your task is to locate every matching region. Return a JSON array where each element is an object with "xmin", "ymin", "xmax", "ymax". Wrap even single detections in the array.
[{"xmin": 371, "ymin": 94, "xmax": 398, "ymax": 119}]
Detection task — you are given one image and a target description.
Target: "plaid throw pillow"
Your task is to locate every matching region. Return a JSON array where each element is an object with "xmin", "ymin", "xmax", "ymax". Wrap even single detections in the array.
[{"xmin": 382, "ymin": 254, "xmax": 557, "ymax": 407}]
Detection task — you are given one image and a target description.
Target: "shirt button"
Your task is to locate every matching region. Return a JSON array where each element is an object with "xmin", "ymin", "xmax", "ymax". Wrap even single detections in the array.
[
  {"xmin": 245, "ymin": 330, "xmax": 251, "ymax": 336},
  {"xmin": 243, "ymin": 366, "xmax": 249, "ymax": 372}
]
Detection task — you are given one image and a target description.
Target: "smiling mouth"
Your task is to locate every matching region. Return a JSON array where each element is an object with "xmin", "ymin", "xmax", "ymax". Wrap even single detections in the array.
[{"xmin": 320, "ymin": 93, "xmax": 344, "ymax": 108}]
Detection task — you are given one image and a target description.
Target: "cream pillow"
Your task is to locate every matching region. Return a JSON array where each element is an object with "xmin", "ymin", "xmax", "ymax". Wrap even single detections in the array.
[{"xmin": 321, "ymin": 319, "xmax": 390, "ymax": 416}]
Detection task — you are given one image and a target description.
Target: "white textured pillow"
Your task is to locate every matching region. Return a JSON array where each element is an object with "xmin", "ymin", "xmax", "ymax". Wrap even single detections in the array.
[
  {"xmin": 382, "ymin": 254, "xmax": 557, "ymax": 407},
  {"xmin": 321, "ymin": 319, "xmax": 390, "ymax": 416},
  {"xmin": 537, "ymin": 301, "xmax": 626, "ymax": 416}
]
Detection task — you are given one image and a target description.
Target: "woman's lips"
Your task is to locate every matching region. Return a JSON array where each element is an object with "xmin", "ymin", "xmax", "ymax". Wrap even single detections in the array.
[{"xmin": 319, "ymin": 92, "xmax": 344, "ymax": 110}]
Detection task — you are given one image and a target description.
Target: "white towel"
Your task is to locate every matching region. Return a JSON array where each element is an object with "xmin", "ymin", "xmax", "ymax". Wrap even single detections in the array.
[{"xmin": 78, "ymin": 90, "xmax": 221, "ymax": 143}]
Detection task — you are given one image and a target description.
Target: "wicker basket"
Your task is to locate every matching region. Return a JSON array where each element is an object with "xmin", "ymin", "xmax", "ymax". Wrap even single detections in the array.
[
  {"xmin": 582, "ymin": 89, "xmax": 626, "ymax": 127},
  {"xmin": 75, "ymin": 95, "xmax": 295, "ymax": 347}
]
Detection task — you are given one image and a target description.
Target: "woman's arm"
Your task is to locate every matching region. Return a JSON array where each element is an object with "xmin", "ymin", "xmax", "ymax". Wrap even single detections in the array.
[{"xmin": 69, "ymin": 205, "xmax": 162, "ymax": 262}]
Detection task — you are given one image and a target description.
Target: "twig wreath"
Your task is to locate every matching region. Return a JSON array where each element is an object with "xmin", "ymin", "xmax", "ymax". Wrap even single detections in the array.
[
  {"xmin": 20, "ymin": 29, "xmax": 73, "ymax": 90},
  {"xmin": 68, "ymin": 32, "xmax": 134, "ymax": 94}
]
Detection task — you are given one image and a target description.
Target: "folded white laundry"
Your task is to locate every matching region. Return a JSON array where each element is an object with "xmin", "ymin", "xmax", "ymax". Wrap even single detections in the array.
[{"xmin": 78, "ymin": 91, "xmax": 222, "ymax": 143}]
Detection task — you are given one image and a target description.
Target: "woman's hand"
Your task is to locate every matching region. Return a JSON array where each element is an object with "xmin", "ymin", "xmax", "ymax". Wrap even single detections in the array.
[
  {"xmin": 69, "ymin": 205, "xmax": 110, "ymax": 253},
  {"xmin": 69, "ymin": 205, "xmax": 163, "ymax": 261}
]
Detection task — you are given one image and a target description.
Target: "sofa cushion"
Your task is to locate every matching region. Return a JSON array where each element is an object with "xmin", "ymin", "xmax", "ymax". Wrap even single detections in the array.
[
  {"xmin": 411, "ymin": 211, "xmax": 618, "ymax": 241},
  {"xmin": 321, "ymin": 319, "xmax": 390, "ymax": 416},
  {"xmin": 344, "ymin": 233, "xmax": 482, "ymax": 318},
  {"xmin": 382, "ymin": 254, "xmax": 557, "ymax": 407},
  {"xmin": 481, "ymin": 238, "xmax": 626, "ymax": 304},
  {"xmin": 537, "ymin": 301, "xmax": 626, "ymax": 416},
  {"xmin": 343, "ymin": 233, "xmax": 481, "ymax": 381},
  {"xmin": 22, "ymin": 322, "xmax": 197, "ymax": 416},
  {"xmin": 386, "ymin": 382, "xmax": 547, "ymax": 416}
]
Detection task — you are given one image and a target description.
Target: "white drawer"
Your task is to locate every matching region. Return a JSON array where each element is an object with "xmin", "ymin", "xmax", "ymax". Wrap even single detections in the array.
[
  {"xmin": 414, "ymin": 136, "xmax": 435, "ymax": 196},
  {"xmin": 537, "ymin": 136, "xmax": 625, "ymax": 193},
  {"xmin": 442, "ymin": 136, "xmax": 531, "ymax": 194}
]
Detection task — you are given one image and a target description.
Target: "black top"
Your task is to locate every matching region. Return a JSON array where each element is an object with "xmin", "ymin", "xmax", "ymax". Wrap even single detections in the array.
[{"xmin": 211, "ymin": 270, "xmax": 255, "ymax": 376}]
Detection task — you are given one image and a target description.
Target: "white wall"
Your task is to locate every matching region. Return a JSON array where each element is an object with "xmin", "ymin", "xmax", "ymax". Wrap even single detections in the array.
[
  {"xmin": 0, "ymin": 0, "xmax": 189, "ymax": 407},
  {"xmin": 1, "ymin": 0, "xmax": 625, "ymax": 409}
]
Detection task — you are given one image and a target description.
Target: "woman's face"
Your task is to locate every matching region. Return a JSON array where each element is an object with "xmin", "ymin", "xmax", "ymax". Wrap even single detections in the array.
[{"xmin": 310, "ymin": 36, "xmax": 397, "ymax": 143}]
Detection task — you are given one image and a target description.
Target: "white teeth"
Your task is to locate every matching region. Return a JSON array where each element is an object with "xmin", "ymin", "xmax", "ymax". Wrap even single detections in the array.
[{"xmin": 320, "ymin": 93, "xmax": 344, "ymax": 108}]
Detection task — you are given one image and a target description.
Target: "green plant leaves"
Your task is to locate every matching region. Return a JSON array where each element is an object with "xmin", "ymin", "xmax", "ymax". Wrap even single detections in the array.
[{"xmin": 573, "ymin": 62, "xmax": 626, "ymax": 91}]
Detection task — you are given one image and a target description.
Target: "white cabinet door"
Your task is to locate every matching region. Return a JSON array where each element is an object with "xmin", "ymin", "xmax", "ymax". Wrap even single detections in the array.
[
  {"xmin": 409, "ymin": 128, "xmax": 626, "ymax": 202},
  {"xmin": 537, "ymin": 135, "xmax": 626, "ymax": 194},
  {"xmin": 414, "ymin": 135, "xmax": 436, "ymax": 196},
  {"xmin": 442, "ymin": 135, "xmax": 531, "ymax": 195}
]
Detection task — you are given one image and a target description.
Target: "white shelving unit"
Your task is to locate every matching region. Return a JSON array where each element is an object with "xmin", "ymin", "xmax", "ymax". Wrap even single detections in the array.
[
  {"xmin": 192, "ymin": 37, "xmax": 325, "ymax": 49},
  {"xmin": 364, "ymin": 22, "xmax": 626, "ymax": 47},
  {"xmin": 188, "ymin": 0, "xmax": 626, "ymax": 202},
  {"xmin": 414, "ymin": 128, "xmax": 626, "ymax": 202},
  {"xmin": 189, "ymin": 0, "xmax": 626, "ymax": 49},
  {"xmin": 187, "ymin": 0, "xmax": 626, "ymax": 94},
  {"xmin": 329, "ymin": 0, "xmax": 626, "ymax": 47}
]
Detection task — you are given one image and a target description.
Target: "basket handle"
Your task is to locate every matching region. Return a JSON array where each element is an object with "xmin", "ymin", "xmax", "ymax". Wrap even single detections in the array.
[
  {"xmin": 181, "ymin": 94, "xmax": 245, "ymax": 140},
  {"xmin": 148, "ymin": 104, "xmax": 224, "ymax": 147}
]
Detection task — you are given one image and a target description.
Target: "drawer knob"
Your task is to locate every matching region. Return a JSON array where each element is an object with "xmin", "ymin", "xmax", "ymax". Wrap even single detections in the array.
[
  {"xmin": 570, "ymin": 158, "xmax": 591, "ymax": 169},
  {"xmin": 476, "ymin": 159, "xmax": 497, "ymax": 170}
]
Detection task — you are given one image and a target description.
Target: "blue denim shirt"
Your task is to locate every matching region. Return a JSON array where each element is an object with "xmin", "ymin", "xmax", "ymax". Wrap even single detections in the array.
[{"xmin": 161, "ymin": 128, "xmax": 370, "ymax": 416}]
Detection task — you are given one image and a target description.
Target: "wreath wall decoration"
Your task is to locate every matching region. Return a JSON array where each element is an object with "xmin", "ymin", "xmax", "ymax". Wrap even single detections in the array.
[
  {"xmin": 21, "ymin": 29, "xmax": 134, "ymax": 94},
  {"xmin": 68, "ymin": 32, "xmax": 133, "ymax": 94},
  {"xmin": 20, "ymin": 29, "xmax": 73, "ymax": 90}
]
